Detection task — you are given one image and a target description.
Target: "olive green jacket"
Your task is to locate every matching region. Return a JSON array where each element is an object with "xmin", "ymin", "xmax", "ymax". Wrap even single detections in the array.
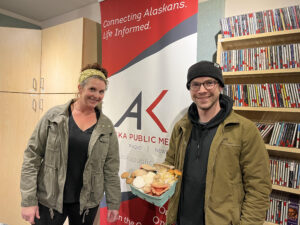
[
  {"xmin": 164, "ymin": 110, "xmax": 271, "ymax": 225},
  {"xmin": 20, "ymin": 100, "xmax": 121, "ymax": 214}
]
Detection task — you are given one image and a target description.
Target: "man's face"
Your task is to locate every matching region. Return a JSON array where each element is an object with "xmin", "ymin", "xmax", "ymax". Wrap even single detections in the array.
[{"xmin": 189, "ymin": 76, "xmax": 222, "ymax": 111}]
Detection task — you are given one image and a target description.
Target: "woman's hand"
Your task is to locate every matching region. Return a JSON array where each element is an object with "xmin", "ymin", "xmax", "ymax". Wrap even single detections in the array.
[
  {"xmin": 107, "ymin": 209, "xmax": 119, "ymax": 223},
  {"xmin": 21, "ymin": 206, "xmax": 40, "ymax": 224}
]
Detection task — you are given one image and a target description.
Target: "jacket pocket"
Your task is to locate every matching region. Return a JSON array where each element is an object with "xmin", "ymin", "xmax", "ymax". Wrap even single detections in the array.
[
  {"xmin": 99, "ymin": 134, "xmax": 109, "ymax": 143},
  {"xmin": 44, "ymin": 147, "xmax": 60, "ymax": 169},
  {"xmin": 44, "ymin": 123, "xmax": 60, "ymax": 167},
  {"xmin": 46, "ymin": 123, "xmax": 59, "ymax": 149},
  {"xmin": 37, "ymin": 164, "xmax": 58, "ymax": 207},
  {"xmin": 91, "ymin": 134, "xmax": 110, "ymax": 167},
  {"xmin": 216, "ymin": 140, "xmax": 241, "ymax": 180},
  {"xmin": 90, "ymin": 172, "xmax": 104, "ymax": 203},
  {"xmin": 98, "ymin": 134, "xmax": 109, "ymax": 159},
  {"xmin": 209, "ymin": 140, "xmax": 241, "ymax": 207}
]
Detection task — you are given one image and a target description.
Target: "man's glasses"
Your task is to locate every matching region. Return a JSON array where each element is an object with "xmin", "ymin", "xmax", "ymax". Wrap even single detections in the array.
[{"xmin": 189, "ymin": 80, "xmax": 218, "ymax": 91}]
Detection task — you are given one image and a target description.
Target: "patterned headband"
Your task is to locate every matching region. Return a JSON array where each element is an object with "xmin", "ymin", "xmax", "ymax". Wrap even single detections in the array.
[{"xmin": 78, "ymin": 69, "xmax": 107, "ymax": 84}]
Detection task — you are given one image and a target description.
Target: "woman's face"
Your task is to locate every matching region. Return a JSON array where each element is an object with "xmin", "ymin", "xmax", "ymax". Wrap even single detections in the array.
[{"xmin": 78, "ymin": 77, "xmax": 106, "ymax": 109}]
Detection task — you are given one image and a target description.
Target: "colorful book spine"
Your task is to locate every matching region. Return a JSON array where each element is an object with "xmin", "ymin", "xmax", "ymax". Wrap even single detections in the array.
[{"xmin": 220, "ymin": 5, "xmax": 300, "ymax": 38}]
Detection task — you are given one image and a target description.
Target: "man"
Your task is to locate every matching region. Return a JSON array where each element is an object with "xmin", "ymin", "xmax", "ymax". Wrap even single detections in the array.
[{"xmin": 164, "ymin": 61, "xmax": 271, "ymax": 225}]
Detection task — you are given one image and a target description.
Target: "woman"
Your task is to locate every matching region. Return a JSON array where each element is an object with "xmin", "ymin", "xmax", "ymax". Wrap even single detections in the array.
[{"xmin": 20, "ymin": 63, "xmax": 121, "ymax": 225}]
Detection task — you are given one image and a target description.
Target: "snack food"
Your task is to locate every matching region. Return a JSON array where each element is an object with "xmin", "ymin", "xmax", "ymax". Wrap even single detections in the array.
[
  {"xmin": 140, "ymin": 164, "xmax": 157, "ymax": 171},
  {"xmin": 142, "ymin": 185, "xmax": 152, "ymax": 194},
  {"xmin": 132, "ymin": 176, "xmax": 145, "ymax": 189},
  {"xmin": 120, "ymin": 164, "xmax": 182, "ymax": 197},
  {"xmin": 121, "ymin": 171, "xmax": 130, "ymax": 179},
  {"xmin": 131, "ymin": 169, "xmax": 148, "ymax": 178},
  {"xmin": 154, "ymin": 163, "xmax": 174, "ymax": 170},
  {"xmin": 169, "ymin": 169, "xmax": 183, "ymax": 178},
  {"xmin": 142, "ymin": 172, "xmax": 156, "ymax": 185},
  {"xmin": 126, "ymin": 177, "xmax": 134, "ymax": 184},
  {"xmin": 151, "ymin": 182, "xmax": 170, "ymax": 196}
]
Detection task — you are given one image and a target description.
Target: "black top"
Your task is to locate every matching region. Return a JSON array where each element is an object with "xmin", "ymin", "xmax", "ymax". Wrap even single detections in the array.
[
  {"xmin": 177, "ymin": 94, "xmax": 233, "ymax": 225},
  {"xmin": 63, "ymin": 107, "xmax": 99, "ymax": 203}
]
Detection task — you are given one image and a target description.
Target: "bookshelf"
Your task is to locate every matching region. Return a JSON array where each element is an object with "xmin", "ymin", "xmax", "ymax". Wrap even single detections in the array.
[
  {"xmin": 219, "ymin": 29, "xmax": 300, "ymax": 51},
  {"xmin": 217, "ymin": 28, "xmax": 300, "ymax": 225},
  {"xmin": 217, "ymin": 29, "xmax": 300, "ymax": 146}
]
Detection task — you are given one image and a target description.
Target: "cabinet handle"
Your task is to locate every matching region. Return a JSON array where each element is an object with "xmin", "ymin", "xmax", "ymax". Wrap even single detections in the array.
[
  {"xmin": 39, "ymin": 99, "xmax": 43, "ymax": 111},
  {"xmin": 40, "ymin": 77, "xmax": 44, "ymax": 90},
  {"xmin": 32, "ymin": 78, "xmax": 37, "ymax": 91},
  {"xmin": 32, "ymin": 99, "xmax": 37, "ymax": 112}
]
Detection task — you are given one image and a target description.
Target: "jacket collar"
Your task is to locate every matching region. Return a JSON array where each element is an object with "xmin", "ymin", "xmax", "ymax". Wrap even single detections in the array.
[
  {"xmin": 49, "ymin": 99, "xmax": 103, "ymax": 122},
  {"xmin": 177, "ymin": 113, "xmax": 192, "ymax": 132},
  {"xmin": 222, "ymin": 110, "xmax": 240, "ymax": 127},
  {"xmin": 48, "ymin": 100, "xmax": 71, "ymax": 124}
]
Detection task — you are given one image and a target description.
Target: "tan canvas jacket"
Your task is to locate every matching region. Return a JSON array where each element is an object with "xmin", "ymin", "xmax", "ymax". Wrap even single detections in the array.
[
  {"xmin": 20, "ymin": 100, "xmax": 121, "ymax": 214},
  {"xmin": 164, "ymin": 110, "xmax": 271, "ymax": 225}
]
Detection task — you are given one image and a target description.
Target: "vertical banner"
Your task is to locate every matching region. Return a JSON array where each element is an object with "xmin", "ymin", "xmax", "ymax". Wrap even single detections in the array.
[{"xmin": 99, "ymin": 0, "xmax": 198, "ymax": 224}]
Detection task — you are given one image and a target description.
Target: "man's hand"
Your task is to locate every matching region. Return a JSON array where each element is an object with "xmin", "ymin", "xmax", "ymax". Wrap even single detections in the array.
[
  {"xmin": 21, "ymin": 206, "xmax": 40, "ymax": 224},
  {"xmin": 107, "ymin": 209, "xmax": 119, "ymax": 223}
]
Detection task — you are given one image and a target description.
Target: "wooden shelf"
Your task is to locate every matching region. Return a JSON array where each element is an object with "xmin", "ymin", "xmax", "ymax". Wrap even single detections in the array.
[
  {"xmin": 266, "ymin": 144, "xmax": 300, "ymax": 153},
  {"xmin": 224, "ymin": 68, "xmax": 300, "ymax": 77},
  {"xmin": 219, "ymin": 29, "xmax": 300, "ymax": 50},
  {"xmin": 272, "ymin": 184, "xmax": 300, "ymax": 195},
  {"xmin": 232, "ymin": 107, "xmax": 300, "ymax": 123},
  {"xmin": 223, "ymin": 68, "xmax": 300, "ymax": 84},
  {"xmin": 233, "ymin": 106, "xmax": 300, "ymax": 113},
  {"xmin": 267, "ymin": 145, "xmax": 300, "ymax": 161},
  {"xmin": 233, "ymin": 106, "xmax": 299, "ymax": 121},
  {"xmin": 223, "ymin": 68, "xmax": 300, "ymax": 82}
]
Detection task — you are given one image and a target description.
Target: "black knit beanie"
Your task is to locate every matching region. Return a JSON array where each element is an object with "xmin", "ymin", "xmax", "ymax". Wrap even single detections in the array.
[{"xmin": 186, "ymin": 61, "xmax": 224, "ymax": 89}]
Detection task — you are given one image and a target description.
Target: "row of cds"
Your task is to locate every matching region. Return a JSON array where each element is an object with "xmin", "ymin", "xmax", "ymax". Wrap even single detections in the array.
[
  {"xmin": 270, "ymin": 157, "xmax": 300, "ymax": 188},
  {"xmin": 270, "ymin": 122, "xmax": 300, "ymax": 148},
  {"xmin": 223, "ymin": 83, "xmax": 300, "ymax": 108},
  {"xmin": 220, "ymin": 5, "xmax": 300, "ymax": 38},
  {"xmin": 220, "ymin": 43, "xmax": 300, "ymax": 72},
  {"xmin": 266, "ymin": 191, "xmax": 299, "ymax": 225},
  {"xmin": 256, "ymin": 123, "xmax": 275, "ymax": 139},
  {"xmin": 256, "ymin": 122, "xmax": 300, "ymax": 148}
]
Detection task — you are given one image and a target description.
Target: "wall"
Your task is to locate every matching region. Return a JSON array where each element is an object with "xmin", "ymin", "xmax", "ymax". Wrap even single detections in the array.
[
  {"xmin": 197, "ymin": 0, "xmax": 225, "ymax": 62},
  {"xmin": 0, "ymin": 13, "xmax": 40, "ymax": 29}
]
